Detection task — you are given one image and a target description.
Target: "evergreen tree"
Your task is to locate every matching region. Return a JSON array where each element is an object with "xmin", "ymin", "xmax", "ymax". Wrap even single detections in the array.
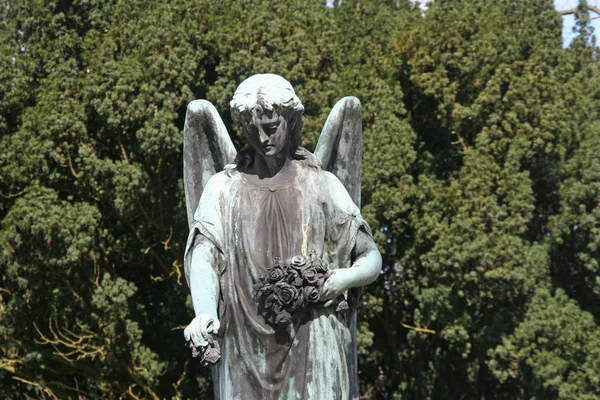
[{"xmin": 1, "ymin": 0, "xmax": 217, "ymax": 397}]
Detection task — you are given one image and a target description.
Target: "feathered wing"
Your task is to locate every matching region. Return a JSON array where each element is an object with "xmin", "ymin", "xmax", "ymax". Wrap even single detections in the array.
[
  {"xmin": 315, "ymin": 96, "xmax": 363, "ymax": 205},
  {"xmin": 183, "ymin": 100, "xmax": 237, "ymax": 229},
  {"xmin": 314, "ymin": 96, "xmax": 363, "ymax": 400}
]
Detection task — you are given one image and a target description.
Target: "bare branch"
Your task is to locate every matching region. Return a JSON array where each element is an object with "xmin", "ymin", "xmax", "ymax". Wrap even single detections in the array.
[
  {"xmin": 558, "ymin": 7, "xmax": 578, "ymax": 15},
  {"xmin": 12, "ymin": 376, "xmax": 59, "ymax": 399},
  {"xmin": 0, "ymin": 358, "xmax": 22, "ymax": 373},
  {"xmin": 118, "ymin": 131, "xmax": 130, "ymax": 163},
  {"xmin": 401, "ymin": 323, "xmax": 437, "ymax": 334},
  {"xmin": 558, "ymin": 5, "xmax": 600, "ymax": 16},
  {"xmin": 65, "ymin": 146, "xmax": 79, "ymax": 179},
  {"xmin": 451, "ymin": 130, "xmax": 469, "ymax": 154},
  {"xmin": 171, "ymin": 325, "xmax": 187, "ymax": 331},
  {"xmin": 33, "ymin": 317, "xmax": 106, "ymax": 363},
  {"xmin": 0, "ymin": 188, "xmax": 26, "ymax": 199}
]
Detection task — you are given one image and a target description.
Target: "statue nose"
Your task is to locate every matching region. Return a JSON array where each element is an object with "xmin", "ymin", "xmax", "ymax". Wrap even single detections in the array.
[{"xmin": 258, "ymin": 128, "xmax": 269, "ymax": 144}]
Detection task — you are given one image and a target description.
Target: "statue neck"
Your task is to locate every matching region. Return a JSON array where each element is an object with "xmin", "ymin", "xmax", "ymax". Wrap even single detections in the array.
[{"xmin": 251, "ymin": 152, "xmax": 293, "ymax": 179}]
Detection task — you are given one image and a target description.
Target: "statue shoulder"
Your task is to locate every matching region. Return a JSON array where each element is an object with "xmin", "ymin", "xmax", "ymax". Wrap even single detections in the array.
[
  {"xmin": 321, "ymin": 170, "xmax": 345, "ymax": 190},
  {"xmin": 204, "ymin": 167, "xmax": 239, "ymax": 194},
  {"xmin": 320, "ymin": 170, "xmax": 361, "ymax": 214},
  {"xmin": 294, "ymin": 147, "xmax": 322, "ymax": 170}
]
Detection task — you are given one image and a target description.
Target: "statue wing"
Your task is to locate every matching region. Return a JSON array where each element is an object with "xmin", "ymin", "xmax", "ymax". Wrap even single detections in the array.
[
  {"xmin": 314, "ymin": 96, "xmax": 363, "ymax": 400},
  {"xmin": 315, "ymin": 96, "xmax": 363, "ymax": 206},
  {"xmin": 183, "ymin": 100, "xmax": 237, "ymax": 229}
]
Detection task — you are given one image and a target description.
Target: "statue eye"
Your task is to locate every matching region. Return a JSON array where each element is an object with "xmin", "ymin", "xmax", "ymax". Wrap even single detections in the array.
[
  {"xmin": 244, "ymin": 125, "xmax": 258, "ymax": 136},
  {"xmin": 264, "ymin": 123, "xmax": 279, "ymax": 135}
]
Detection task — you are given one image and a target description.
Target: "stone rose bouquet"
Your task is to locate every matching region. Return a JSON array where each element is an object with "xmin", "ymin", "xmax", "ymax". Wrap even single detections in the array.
[
  {"xmin": 189, "ymin": 334, "xmax": 221, "ymax": 367},
  {"xmin": 253, "ymin": 251, "xmax": 346, "ymax": 329}
]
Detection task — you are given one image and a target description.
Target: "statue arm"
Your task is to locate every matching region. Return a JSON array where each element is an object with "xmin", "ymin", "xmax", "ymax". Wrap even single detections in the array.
[
  {"xmin": 189, "ymin": 237, "xmax": 220, "ymax": 317},
  {"xmin": 184, "ymin": 236, "xmax": 221, "ymax": 347},
  {"xmin": 346, "ymin": 229, "xmax": 382, "ymax": 288},
  {"xmin": 320, "ymin": 230, "xmax": 382, "ymax": 302}
]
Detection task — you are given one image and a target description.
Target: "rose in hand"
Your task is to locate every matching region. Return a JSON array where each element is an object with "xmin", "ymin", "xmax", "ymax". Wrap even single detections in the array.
[
  {"xmin": 268, "ymin": 266, "xmax": 285, "ymax": 283},
  {"xmin": 290, "ymin": 255, "xmax": 307, "ymax": 269},
  {"xmin": 303, "ymin": 285, "xmax": 320, "ymax": 303},
  {"xmin": 302, "ymin": 267, "xmax": 319, "ymax": 285},
  {"xmin": 254, "ymin": 253, "xmax": 341, "ymax": 329},
  {"xmin": 272, "ymin": 282, "xmax": 298, "ymax": 306},
  {"xmin": 184, "ymin": 314, "xmax": 221, "ymax": 365},
  {"xmin": 274, "ymin": 310, "xmax": 292, "ymax": 326}
]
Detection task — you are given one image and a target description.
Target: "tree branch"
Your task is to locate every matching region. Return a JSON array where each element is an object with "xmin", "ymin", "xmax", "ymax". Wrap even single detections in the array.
[
  {"xmin": 65, "ymin": 146, "xmax": 79, "ymax": 179},
  {"xmin": 558, "ymin": 7, "xmax": 577, "ymax": 15},
  {"xmin": 0, "ymin": 188, "xmax": 26, "ymax": 199},
  {"xmin": 401, "ymin": 323, "xmax": 436, "ymax": 334},
  {"xmin": 558, "ymin": 5, "xmax": 600, "ymax": 16}
]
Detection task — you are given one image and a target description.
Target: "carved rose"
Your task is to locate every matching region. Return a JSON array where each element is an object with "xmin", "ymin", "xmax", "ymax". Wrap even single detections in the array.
[
  {"xmin": 308, "ymin": 250, "xmax": 328, "ymax": 273},
  {"xmin": 314, "ymin": 259, "xmax": 328, "ymax": 274},
  {"xmin": 257, "ymin": 284, "xmax": 273, "ymax": 298},
  {"xmin": 202, "ymin": 344, "xmax": 221, "ymax": 365},
  {"xmin": 302, "ymin": 267, "xmax": 319, "ymax": 285},
  {"xmin": 273, "ymin": 282, "xmax": 297, "ymax": 306},
  {"xmin": 189, "ymin": 337, "xmax": 221, "ymax": 366},
  {"xmin": 268, "ymin": 266, "xmax": 285, "ymax": 283},
  {"xmin": 303, "ymin": 285, "xmax": 320, "ymax": 303},
  {"xmin": 286, "ymin": 269, "xmax": 303, "ymax": 287},
  {"xmin": 274, "ymin": 310, "xmax": 292, "ymax": 327},
  {"xmin": 290, "ymin": 290, "xmax": 304, "ymax": 311},
  {"xmin": 290, "ymin": 255, "xmax": 307, "ymax": 269}
]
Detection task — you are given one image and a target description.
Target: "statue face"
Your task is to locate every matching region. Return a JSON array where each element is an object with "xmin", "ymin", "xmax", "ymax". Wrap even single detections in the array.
[{"xmin": 243, "ymin": 109, "xmax": 290, "ymax": 158}]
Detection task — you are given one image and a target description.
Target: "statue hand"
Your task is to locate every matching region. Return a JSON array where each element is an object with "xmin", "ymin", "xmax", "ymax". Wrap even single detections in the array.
[
  {"xmin": 184, "ymin": 314, "xmax": 220, "ymax": 348},
  {"xmin": 319, "ymin": 269, "xmax": 352, "ymax": 306}
]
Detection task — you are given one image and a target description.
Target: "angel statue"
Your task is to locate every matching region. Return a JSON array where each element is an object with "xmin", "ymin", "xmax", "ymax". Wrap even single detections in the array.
[{"xmin": 182, "ymin": 74, "xmax": 382, "ymax": 400}]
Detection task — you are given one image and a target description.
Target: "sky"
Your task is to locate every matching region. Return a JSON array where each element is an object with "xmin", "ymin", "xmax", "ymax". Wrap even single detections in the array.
[{"xmin": 555, "ymin": 0, "xmax": 600, "ymax": 46}]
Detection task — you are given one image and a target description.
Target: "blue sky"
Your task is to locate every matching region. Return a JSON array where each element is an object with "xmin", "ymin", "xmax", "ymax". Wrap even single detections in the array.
[{"xmin": 555, "ymin": 0, "xmax": 600, "ymax": 46}]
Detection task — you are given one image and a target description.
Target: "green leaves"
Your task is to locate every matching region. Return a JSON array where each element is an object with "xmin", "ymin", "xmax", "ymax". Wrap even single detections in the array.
[{"xmin": 489, "ymin": 288, "xmax": 600, "ymax": 399}]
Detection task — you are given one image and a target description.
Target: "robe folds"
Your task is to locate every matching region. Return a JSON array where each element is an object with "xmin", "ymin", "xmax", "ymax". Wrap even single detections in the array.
[{"xmin": 184, "ymin": 159, "xmax": 371, "ymax": 400}]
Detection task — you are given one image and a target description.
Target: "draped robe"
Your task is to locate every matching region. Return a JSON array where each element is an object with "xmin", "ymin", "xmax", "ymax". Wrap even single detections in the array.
[{"xmin": 184, "ymin": 159, "xmax": 371, "ymax": 400}]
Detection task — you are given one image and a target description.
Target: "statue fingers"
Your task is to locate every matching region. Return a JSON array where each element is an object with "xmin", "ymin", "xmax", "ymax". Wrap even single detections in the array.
[
  {"xmin": 199, "ymin": 315, "xmax": 217, "ymax": 342},
  {"xmin": 323, "ymin": 299, "xmax": 335, "ymax": 308},
  {"xmin": 319, "ymin": 279, "xmax": 338, "ymax": 302},
  {"xmin": 186, "ymin": 318, "xmax": 208, "ymax": 347},
  {"xmin": 318, "ymin": 289, "xmax": 334, "ymax": 303},
  {"xmin": 199, "ymin": 315, "xmax": 213, "ymax": 332},
  {"xmin": 185, "ymin": 323, "xmax": 199, "ymax": 346},
  {"xmin": 192, "ymin": 328, "xmax": 208, "ymax": 347},
  {"xmin": 210, "ymin": 318, "xmax": 221, "ymax": 334}
]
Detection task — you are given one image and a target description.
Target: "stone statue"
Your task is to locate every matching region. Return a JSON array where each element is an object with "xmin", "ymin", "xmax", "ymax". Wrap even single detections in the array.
[{"xmin": 182, "ymin": 74, "xmax": 382, "ymax": 400}]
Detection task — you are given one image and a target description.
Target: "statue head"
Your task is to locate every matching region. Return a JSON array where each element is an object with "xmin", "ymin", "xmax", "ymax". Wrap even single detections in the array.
[{"xmin": 230, "ymin": 74, "xmax": 304, "ymax": 156}]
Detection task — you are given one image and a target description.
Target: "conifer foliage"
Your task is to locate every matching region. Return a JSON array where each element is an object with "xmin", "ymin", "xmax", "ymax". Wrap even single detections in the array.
[{"xmin": 1, "ymin": 0, "xmax": 599, "ymax": 398}]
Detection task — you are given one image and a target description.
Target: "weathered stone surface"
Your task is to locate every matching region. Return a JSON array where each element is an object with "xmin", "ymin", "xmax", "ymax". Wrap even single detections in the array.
[{"xmin": 183, "ymin": 74, "xmax": 382, "ymax": 400}]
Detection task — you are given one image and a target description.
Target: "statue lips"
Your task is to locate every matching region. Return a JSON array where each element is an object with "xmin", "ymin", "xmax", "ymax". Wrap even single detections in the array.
[{"xmin": 257, "ymin": 143, "xmax": 275, "ymax": 156}]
